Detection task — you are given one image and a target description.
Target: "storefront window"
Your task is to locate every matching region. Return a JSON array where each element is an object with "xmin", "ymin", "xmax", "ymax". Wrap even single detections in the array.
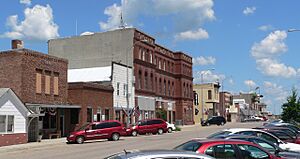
[{"xmin": 87, "ymin": 108, "xmax": 93, "ymax": 122}]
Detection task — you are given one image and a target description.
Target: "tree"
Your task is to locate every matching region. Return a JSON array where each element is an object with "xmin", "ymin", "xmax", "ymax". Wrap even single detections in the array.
[{"xmin": 281, "ymin": 88, "xmax": 300, "ymax": 123}]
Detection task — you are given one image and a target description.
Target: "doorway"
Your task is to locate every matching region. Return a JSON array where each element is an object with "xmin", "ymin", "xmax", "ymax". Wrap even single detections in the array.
[{"xmin": 60, "ymin": 115, "xmax": 64, "ymax": 137}]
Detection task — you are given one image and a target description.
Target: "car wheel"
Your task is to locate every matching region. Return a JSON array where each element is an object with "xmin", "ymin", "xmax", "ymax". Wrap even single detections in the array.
[
  {"xmin": 111, "ymin": 133, "xmax": 120, "ymax": 141},
  {"xmin": 168, "ymin": 127, "xmax": 172, "ymax": 133},
  {"xmin": 221, "ymin": 122, "xmax": 225, "ymax": 126},
  {"xmin": 158, "ymin": 128, "xmax": 163, "ymax": 135},
  {"xmin": 131, "ymin": 130, "xmax": 138, "ymax": 136},
  {"xmin": 76, "ymin": 136, "xmax": 84, "ymax": 144}
]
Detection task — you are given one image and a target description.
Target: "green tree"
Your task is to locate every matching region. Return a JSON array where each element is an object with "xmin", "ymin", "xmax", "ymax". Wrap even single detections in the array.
[{"xmin": 281, "ymin": 88, "xmax": 300, "ymax": 122}]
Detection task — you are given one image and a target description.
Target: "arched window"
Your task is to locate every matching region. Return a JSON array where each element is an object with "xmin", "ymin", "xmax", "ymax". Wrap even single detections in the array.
[
  {"xmin": 138, "ymin": 70, "xmax": 142, "ymax": 89},
  {"xmin": 164, "ymin": 80, "xmax": 167, "ymax": 95},
  {"xmin": 150, "ymin": 73, "xmax": 153, "ymax": 91}
]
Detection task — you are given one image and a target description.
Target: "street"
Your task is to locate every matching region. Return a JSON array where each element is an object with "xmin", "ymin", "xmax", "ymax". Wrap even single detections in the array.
[{"xmin": 0, "ymin": 122, "xmax": 262, "ymax": 159}]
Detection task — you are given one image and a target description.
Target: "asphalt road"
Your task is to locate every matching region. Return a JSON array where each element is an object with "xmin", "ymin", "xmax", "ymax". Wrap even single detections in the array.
[{"xmin": 0, "ymin": 122, "xmax": 262, "ymax": 159}]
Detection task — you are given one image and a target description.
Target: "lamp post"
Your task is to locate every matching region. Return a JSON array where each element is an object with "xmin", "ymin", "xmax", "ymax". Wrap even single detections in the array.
[
  {"xmin": 126, "ymin": 39, "xmax": 147, "ymax": 128},
  {"xmin": 200, "ymin": 68, "xmax": 215, "ymax": 122}
]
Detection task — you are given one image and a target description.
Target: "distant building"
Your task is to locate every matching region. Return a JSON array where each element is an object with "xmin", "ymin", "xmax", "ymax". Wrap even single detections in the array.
[
  {"xmin": 193, "ymin": 83, "xmax": 220, "ymax": 123},
  {"xmin": 219, "ymin": 91, "xmax": 233, "ymax": 120},
  {"xmin": 49, "ymin": 28, "xmax": 193, "ymax": 125}
]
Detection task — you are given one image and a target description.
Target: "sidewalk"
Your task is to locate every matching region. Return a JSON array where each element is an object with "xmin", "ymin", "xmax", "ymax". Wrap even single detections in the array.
[{"xmin": 0, "ymin": 137, "xmax": 66, "ymax": 153}]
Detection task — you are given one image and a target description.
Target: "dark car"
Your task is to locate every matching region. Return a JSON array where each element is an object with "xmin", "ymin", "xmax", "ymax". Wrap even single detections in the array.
[
  {"xmin": 201, "ymin": 116, "xmax": 226, "ymax": 126},
  {"xmin": 67, "ymin": 120, "xmax": 126, "ymax": 144},
  {"xmin": 128, "ymin": 118, "xmax": 168, "ymax": 136},
  {"xmin": 174, "ymin": 139, "xmax": 280, "ymax": 159}
]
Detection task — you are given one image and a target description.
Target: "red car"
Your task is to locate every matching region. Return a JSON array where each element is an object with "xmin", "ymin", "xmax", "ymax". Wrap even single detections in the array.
[
  {"xmin": 128, "ymin": 118, "xmax": 168, "ymax": 136},
  {"xmin": 174, "ymin": 139, "xmax": 280, "ymax": 159},
  {"xmin": 67, "ymin": 120, "xmax": 126, "ymax": 144}
]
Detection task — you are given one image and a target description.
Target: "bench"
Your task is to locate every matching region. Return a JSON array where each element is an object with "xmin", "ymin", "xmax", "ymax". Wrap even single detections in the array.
[{"xmin": 49, "ymin": 131, "xmax": 61, "ymax": 139}]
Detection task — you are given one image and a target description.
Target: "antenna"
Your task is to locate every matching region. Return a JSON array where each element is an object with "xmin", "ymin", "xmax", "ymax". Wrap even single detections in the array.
[{"xmin": 119, "ymin": 12, "xmax": 125, "ymax": 29}]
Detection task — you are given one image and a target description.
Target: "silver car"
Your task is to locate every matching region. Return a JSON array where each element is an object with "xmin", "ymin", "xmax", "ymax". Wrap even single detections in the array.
[{"xmin": 104, "ymin": 150, "xmax": 215, "ymax": 159}]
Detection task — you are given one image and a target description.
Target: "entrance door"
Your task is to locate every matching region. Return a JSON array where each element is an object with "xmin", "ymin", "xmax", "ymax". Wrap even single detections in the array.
[{"xmin": 60, "ymin": 115, "xmax": 64, "ymax": 137}]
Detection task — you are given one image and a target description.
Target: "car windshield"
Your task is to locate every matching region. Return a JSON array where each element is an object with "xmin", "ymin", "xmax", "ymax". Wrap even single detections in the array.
[
  {"xmin": 207, "ymin": 131, "xmax": 231, "ymax": 139},
  {"xmin": 76, "ymin": 123, "xmax": 90, "ymax": 131},
  {"xmin": 174, "ymin": 140, "xmax": 202, "ymax": 152}
]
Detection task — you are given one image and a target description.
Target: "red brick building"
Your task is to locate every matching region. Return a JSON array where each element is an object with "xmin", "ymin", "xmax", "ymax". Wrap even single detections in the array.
[
  {"xmin": 68, "ymin": 82, "xmax": 114, "ymax": 127},
  {"xmin": 0, "ymin": 40, "xmax": 80, "ymax": 141},
  {"xmin": 49, "ymin": 28, "xmax": 194, "ymax": 125}
]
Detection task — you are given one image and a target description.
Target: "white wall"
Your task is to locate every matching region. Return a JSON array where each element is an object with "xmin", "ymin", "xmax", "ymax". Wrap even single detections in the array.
[
  {"xmin": 0, "ymin": 100, "xmax": 26, "ymax": 133},
  {"xmin": 112, "ymin": 63, "xmax": 135, "ymax": 109}
]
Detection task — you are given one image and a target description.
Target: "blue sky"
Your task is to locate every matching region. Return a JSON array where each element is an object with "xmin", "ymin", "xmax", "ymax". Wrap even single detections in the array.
[{"xmin": 1, "ymin": 0, "xmax": 300, "ymax": 114}]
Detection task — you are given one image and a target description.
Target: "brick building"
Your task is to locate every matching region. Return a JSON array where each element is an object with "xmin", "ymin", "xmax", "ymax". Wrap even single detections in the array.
[
  {"xmin": 219, "ymin": 91, "xmax": 233, "ymax": 121},
  {"xmin": 49, "ymin": 28, "xmax": 194, "ymax": 125},
  {"xmin": 68, "ymin": 82, "xmax": 114, "ymax": 127},
  {"xmin": 0, "ymin": 40, "xmax": 80, "ymax": 141}
]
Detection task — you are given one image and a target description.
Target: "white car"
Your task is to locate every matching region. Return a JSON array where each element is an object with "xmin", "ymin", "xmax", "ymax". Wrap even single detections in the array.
[
  {"xmin": 166, "ymin": 122, "xmax": 176, "ymax": 133},
  {"xmin": 208, "ymin": 128, "xmax": 300, "ymax": 152}
]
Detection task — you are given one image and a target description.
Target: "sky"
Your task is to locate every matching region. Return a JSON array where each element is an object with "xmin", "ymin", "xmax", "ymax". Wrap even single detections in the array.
[{"xmin": 1, "ymin": 0, "xmax": 300, "ymax": 114}]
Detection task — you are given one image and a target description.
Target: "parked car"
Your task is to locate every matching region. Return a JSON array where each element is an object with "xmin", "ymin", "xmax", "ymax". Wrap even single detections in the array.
[
  {"xmin": 265, "ymin": 123, "xmax": 300, "ymax": 134},
  {"xmin": 128, "ymin": 118, "xmax": 168, "ymax": 136},
  {"xmin": 265, "ymin": 129, "xmax": 298, "ymax": 144},
  {"xmin": 201, "ymin": 116, "xmax": 226, "ymax": 126},
  {"xmin": 166, "ymin": 122, "xmax": 176, "ymax": 133},
  {"xmin": 255, "ymin": 127, "xmax": 300, "ymax": 144},
  {"xmin": 67, "ymin": 120, "xmax": 126, "ymax": 144},
  {"xmin": 174, "ymin": 139, "xmax": 280, "ymax": 159},
  {"xmin": 104, "ymin": 150, "xmax": 214, "ymax": 159},
  {"xmin": 217, "ymin": 135, "xmax": 300, "ymax": 158},
  {"xmin": 207, "ymin": 128, "xmax": 300, "ymax": 152}
]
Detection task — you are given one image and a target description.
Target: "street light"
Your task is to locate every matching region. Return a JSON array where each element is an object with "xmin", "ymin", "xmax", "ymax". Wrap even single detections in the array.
[
  {"xmin": 200, "ymin": 68, "xmax": 215, "ymax": 122},
  {"xmin": 126, "ymin": 39, "xmax": 148, "ymax": 128}
]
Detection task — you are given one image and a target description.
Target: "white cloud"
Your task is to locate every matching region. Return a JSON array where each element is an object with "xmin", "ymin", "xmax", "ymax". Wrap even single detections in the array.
[
  {"xmin": 99, "ymin": 3, "xmax": 122, "ymax": 31},
  {"xmin": 251, "ymin": 30, "xmax": 287, "ymax": 59},
  {"xmin": 2, "ymin": 4, "xmax": 59, "ymax": 41},
  {"xmin": 20, "ymin": 0, "xmax": 31, "ymax": 6},
  {"xmin": 193, "ymin": 56, "xmax": 216, "ymax": 66},
  {"xmin": 228, "ymin": 78, "xmax": 234, "ymax": 85},
  {"xmin": 264, "ymin": 81, "xmax": 289, "ymax": 102},
  {"xmin": 243, "ymin": 7, "xmax": 256, "ymax": 15},
  {"xmin": 250, "ymin": 30, "xmax": 299, "ymax": 78},
  {"xmin": 100, "ymin": 0, "xmax": 215, "ymax": 40},
  {"xmin": 258, "ymin": 25, "xmax": 274, "ymax": 31},
  {"xmin": 175, "ymin": 28, "xmax": 209, "ymax": 41},
  {"xmin": 256, "ymin": 58, "xmax": 297, "ymax": 78},
  {"xmin": 194, "ymin": 70, "xmax": 225, "ymax": 84},
  {"xmin": 244, "ymin": 80, "xmax": 257, "ymax": 88}
]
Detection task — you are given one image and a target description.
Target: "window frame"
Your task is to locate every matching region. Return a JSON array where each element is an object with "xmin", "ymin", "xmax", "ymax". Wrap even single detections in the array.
[{"xmin": 0, "ymin": 115, "xmax": 14, "ymax": 134}]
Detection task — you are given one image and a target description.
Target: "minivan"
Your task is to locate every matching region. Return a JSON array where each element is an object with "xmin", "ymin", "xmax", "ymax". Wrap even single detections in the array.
[{"xmin": 67, "ymin": 120, "xmax": 126, "ymax": 144}]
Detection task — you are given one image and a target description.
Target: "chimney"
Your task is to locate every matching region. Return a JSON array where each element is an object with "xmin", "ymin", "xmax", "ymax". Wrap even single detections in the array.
[{"xmin": 12, "ymin": 39, "xmax": 24, "ymax": 49}]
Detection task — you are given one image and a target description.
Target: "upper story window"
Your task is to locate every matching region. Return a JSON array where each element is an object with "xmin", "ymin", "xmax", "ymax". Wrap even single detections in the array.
[
  {"xmin": 208, "ymin": 90, "xmax": 212, "ymax": 100},
  {"xmin": 139, "ymin": 48, "xmax": 142, "ymax": 59},
  {"xmin": 149, "ymin": 52, "xmax": 153, "ymax": 64},
  {"xmin": 158, "ymin": 60, "xmax": 161, "ymax": 69},
  {"xmin": 142, "ymin": 50, "xmax": 145, "ymax": 61},
  {"xmin": 36, "ymin": 69, "xmax": 42, "ymax": 94},
  {"xmin": 54, "ymin": 72, "xmax": 59, "ymax": 96},
  {"xmin": 144, "ymin": 72, "xmax": 148, "ymax": 90},
  {"xmin": 45, "ymin": 71, "xmax": 51, "ymax": 95},
  {"xmin": 138, "ymin": 71, "xmax": 142, "ymax": 89},
  {"xmin": 163, "ymin": 61, "xmax": 166, "ymax": 71}
]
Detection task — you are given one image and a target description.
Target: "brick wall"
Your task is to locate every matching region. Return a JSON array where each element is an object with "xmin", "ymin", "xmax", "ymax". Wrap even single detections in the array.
[
  {"xmin": 68, "ymin": 82, "xmax": 114, "ymax": 126},
  {"xmin": 0, "ymin": 133, "xmax": 27, "ymax": 147},
  {"xmin": 0, "ymin": 49, "xmax": 68, "ymax": 104}
]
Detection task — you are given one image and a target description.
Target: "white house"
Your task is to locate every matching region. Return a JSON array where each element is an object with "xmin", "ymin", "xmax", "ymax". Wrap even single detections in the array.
[{"xmin": 0, "ymin": 88, "xmax": 31, "ymax": 147}]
